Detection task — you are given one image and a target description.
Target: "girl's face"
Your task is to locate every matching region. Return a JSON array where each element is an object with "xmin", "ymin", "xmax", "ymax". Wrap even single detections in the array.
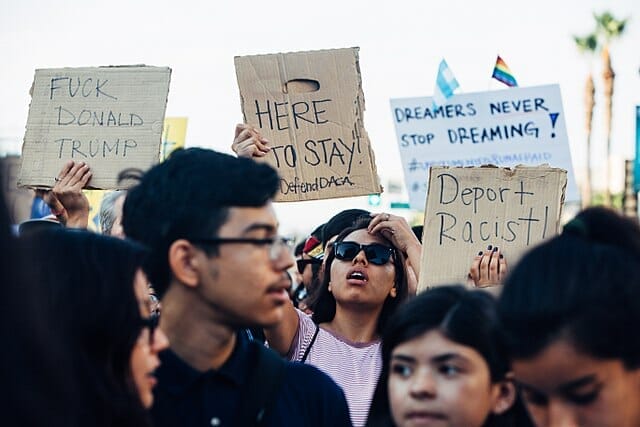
[
  {"xmin": 329, "ymin": 229, "xmax": 397, "ymax": 309},
  {"xmin": 388, "ymin": 330, "xmax": 510, "ymax": 427},
  {"xmin": 512, "ymin": 338, "xmax": 640, "ymax": 427},
  {"xmin": 130, "ymin": 269, "xmax": 169, "ymax": 408}
]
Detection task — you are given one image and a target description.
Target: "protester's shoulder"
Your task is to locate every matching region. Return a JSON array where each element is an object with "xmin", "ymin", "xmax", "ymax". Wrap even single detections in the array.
[
  {"xmin": 281, "ymin": 363, "xmax": 349, "ymax": 405},
  {"xmin": 280, "ymin": 362, "xmax": 352, "ymax": 425},
  {"xmin": 295, "ymin": 307, "xmax": 313, "ymax": 324},
  {"xmin": 291, "ymin": 307, "xmax": 316, "ymax": 343},
  {"xmin": 283, "ymin": 360, "xmax": 336, "ymax": 389}
]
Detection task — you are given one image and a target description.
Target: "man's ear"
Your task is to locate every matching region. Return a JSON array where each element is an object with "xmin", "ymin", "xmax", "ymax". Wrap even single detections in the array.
[
  {"xmin": 168, "ymin": 239, "xmax": 203, "ymax": 288},
  {"xmin": 490, "ymin": 374, "xmax": 517, "ymax": 416}
]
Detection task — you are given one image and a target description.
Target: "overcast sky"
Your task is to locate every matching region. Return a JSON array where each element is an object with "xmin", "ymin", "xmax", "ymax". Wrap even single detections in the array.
[{"xmin": 1, "ymin": 0, "xmax": 638, "ymax": 235}]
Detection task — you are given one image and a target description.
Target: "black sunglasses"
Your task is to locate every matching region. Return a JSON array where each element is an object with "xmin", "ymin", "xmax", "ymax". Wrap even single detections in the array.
[
  {"xmin": 296, "ymin": 258, "xmax": 322, "ymax": 274},
  {"xmin": 333, "ymin": 241, "xmax": 395, "ymax": 265},
  {"xmin": 140, "ymin": 311, "xmax": 160, "ymax": 346}
]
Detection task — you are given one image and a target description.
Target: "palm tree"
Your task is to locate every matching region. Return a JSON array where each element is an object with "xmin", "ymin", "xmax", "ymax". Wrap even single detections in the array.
[
  {"xmin": 573, "ymin": 33, "xmax": 598, "ymax": 208},
  {"xmin": 594, "ymin": 12, "xmax": 627, "ymax": 207}
]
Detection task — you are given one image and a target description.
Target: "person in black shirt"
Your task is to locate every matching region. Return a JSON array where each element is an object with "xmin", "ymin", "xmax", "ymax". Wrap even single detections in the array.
[{"xmin": 123, "ymin": 148, "xmax": 351, "ymax": 427}]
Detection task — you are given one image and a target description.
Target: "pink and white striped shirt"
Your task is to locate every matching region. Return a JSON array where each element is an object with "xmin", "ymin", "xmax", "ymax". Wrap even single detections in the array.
[{"xmin": 288, "ymin": 309, "xmax": 382, "ymax": 427}]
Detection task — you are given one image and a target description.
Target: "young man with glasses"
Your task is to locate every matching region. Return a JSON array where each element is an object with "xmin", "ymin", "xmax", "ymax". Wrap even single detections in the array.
[{"xmin": 122, "ymin": 148, "xmax": 351, "ymax": 427}]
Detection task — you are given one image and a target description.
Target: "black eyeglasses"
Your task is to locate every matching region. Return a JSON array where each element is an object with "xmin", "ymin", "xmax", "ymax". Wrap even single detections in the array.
[
  {"xmin": 333, "ymin": 241, "xmax": 395, "ymax": 265},
  {"xmin": 189, "ymin": 236, "xmax": 293, "ymax": 261},
  {"xmin": 296, "ymin": 258, "xmax": 322, "ymax": 274},
  {"xmin": 139, "ymin": 311, "xmax": 160, "ymax": 346}
]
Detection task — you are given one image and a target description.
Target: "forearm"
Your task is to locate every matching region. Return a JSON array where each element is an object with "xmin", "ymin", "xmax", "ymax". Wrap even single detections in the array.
[
  {"xmin": 263, "ymin": 299, "xmax": 299, "ymax": 356},
  {"xmin": 64, "ymin": 208, "xmax": 89, "ymax": 229},
  {"xmin": 405, "ymin": 242, "xmax": 422, "ymax": 279}
]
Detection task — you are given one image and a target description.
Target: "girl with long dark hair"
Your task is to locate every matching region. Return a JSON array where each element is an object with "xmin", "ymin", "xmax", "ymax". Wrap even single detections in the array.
[
  {"xmin": 367, "ymin": 286, "xmax": 532, "ymax": 427},
  {"xmin": 20, "ymin": 229, "xmax": 169, "ymax": 426}
]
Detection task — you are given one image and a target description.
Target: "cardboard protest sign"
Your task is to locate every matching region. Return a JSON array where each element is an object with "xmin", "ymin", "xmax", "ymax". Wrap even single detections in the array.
[
  {"xmin": 161, "ymin": 117, "xmax": 188, "ymax": 161},
  {"xmin": 390, "ymin": 85, "xmax": 578, "ymax": 209},
  {"xmin": 84, "ymin": 189, "xmax": 106, "ymax": 232},
  {"xmin": 1, "ymin": 156, "xmax": 33, "ymax": 224},
  {"xmin": 418, "ymin": 165, "xmax": 566, "ymax": 291},
  {"xmin": 235, "ymin": 48, "xmax": 381, "ymax": 202},
  {"xmin": 18, "ymin": 65, "xmax": 171, "ymax": 189}
]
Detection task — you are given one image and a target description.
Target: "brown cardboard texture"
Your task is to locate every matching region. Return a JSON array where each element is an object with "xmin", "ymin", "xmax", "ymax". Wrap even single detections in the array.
[
  {"xmin": 1, "ymin": 156, "xmax": 33, "ymax": 224},
  {"xmin": 18, "ymin": 65, "xmax": 171, "ymax": 189},
  {"xmin": 418, "ymin": 164, "xmax": 567, "ymax": 291},
  {"xmin": 235, "ymin": 48, "xmax": 381, "ymax": 202}
]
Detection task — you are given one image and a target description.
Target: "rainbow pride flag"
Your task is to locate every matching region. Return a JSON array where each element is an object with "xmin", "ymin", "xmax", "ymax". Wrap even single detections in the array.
[{"xmin": 492, "ymin": 56, "xmax": 518, "ymax": 87}]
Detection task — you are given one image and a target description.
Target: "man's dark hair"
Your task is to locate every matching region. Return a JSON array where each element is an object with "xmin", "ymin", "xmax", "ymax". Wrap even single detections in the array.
[
  {"xmin": 122, "ymin": 148, "xmax": 279, "ymax": 296},
  {"xmin": 498, "ymin": 207, "xmax": 640, "ymax": 369}
]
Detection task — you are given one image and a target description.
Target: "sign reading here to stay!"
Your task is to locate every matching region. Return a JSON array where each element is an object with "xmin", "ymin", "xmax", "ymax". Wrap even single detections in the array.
[
  {"xmin": 18, "ymin": 65, "xmax": 171, "ymax": 189},
  {"xmin": 418, "ymin": 165, "xmax": 567, "ymax": 291},
  {"xmin": 235, "ymin": 48, "xmax": 381, "ymax": 202}
]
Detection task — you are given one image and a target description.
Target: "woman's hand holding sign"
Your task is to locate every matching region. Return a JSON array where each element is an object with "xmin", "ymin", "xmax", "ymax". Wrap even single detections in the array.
[{"xmin": 469, "ymin": 245, "xmax": 507, "ymax": 288}]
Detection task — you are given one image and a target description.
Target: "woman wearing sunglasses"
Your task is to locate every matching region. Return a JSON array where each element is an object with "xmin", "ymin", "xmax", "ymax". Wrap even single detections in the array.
[
  {"xmin": 266, "ymin": 214, "xmax": 421, "ymax": 426},
  {"xmin": 19, "ymin": 229, "xmax": 169, "ymax": 426}
]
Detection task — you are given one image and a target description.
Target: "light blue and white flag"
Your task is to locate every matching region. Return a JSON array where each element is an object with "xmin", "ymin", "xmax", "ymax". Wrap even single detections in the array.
[{"xmin": 433, "ymin": 59, "xmax": 459, "ymax": 108}]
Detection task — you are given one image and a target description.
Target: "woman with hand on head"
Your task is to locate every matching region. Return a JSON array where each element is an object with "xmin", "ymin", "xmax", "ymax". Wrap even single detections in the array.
[
  {"xmin": 367, "ymin": 286, "xmax": 532, "ymax": 427},
  {"xmin": 231, "ymin": 124, "xmax": 424, "ymax": 425},
  {"xmin": 367, "ymin": 212, "xmax": 422, "ymax": 296},
  {"xmin": 498, "ymin": 207, "xmax": 640, "ymax": 427},
  {"xmin": 20, "ymin": 229, "xmax": 169, "ymax": 426},
  {"xmin": 265, "ymin": 215, "xmax": 420, "ymax": 426}
]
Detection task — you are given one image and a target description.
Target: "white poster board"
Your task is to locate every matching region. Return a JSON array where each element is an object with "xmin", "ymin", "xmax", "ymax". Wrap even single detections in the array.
[{"xmin": 390, "ymin": 84, "xmax": 578, "ymax": 209}]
